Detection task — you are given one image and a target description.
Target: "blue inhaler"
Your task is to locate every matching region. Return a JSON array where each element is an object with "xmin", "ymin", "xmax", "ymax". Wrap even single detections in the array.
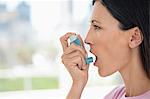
[{"xmin": 69, "ymin": 34, "xmax": 93, "ymax": 65}]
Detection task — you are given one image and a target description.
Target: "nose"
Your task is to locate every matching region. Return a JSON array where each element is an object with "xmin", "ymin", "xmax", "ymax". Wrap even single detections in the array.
[
  {"xmin": 84, "ymin": 39, "xmax": 90, "ymax": 45},
  {"xmin": 84, "ymin": 30, "xmax": 93, "ymax": 45}
]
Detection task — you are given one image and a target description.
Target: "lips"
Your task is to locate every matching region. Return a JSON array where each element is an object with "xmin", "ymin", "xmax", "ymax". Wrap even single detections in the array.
[
  {"xmin": 90, "ymin": 49, "xmax": 97, "ymax": 57},
  {"xmin": 90, "ymin": 49, "xmax": 93, "ymax": 54},
  {"xmin": 90, "ymin": 50, "xmax": 98, "ymax": 65}
]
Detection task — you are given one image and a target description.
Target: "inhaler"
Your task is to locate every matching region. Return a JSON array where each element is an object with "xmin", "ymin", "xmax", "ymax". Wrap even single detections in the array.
[{"xmin": 69, "ymin": 34, "xmax": 93, "ymax": 65}]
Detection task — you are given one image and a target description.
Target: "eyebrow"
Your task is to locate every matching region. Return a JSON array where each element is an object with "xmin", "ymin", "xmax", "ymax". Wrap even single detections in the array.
[{"xmin": 91, "ymin": 19, "xmax": 101, "ymax": 24}]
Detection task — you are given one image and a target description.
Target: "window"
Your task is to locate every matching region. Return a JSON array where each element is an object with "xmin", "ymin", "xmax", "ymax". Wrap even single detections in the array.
[{"xmin": 0, "ymin": 0, "xmax": 122, "ymax": 98}]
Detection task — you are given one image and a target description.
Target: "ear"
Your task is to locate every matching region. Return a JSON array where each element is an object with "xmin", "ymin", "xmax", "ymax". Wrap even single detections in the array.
[{"xmin": 128, "ymin": 27, "xmax": 143, "ymax": 48}]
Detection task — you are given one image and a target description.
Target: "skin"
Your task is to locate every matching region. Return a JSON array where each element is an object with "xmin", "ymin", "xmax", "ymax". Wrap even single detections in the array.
[{"xmin": 60, "ymin": 1, "xmax": 150, "ymax": 99}]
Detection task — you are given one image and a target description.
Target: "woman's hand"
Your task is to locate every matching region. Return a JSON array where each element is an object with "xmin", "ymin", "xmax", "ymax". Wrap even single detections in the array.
[
  {"xmin": 60, "ymin": 32, "xmax": 89, "ymax": 99},
  {"xmin": 60, "ymin": 32, "xmax": 89, "ymax": 84}
]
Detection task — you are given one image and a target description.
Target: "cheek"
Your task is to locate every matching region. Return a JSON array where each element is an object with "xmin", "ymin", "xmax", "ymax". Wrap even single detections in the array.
[
  {"xmin": 94, "ymin": 32, "xmax": 131, "ymax": 76},
  {"xmin": 107, "ymin": 35, "xmax": 131, "ymax": 67},
  {"xmin": 97, "ymin": 45, "xmax": 131, "ymax": 77}
]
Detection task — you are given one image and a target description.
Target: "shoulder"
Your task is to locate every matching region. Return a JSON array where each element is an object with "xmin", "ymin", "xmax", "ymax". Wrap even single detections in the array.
[{"xmin": 104, "ymin": 85, "xmax": 125, "ymax": 99}]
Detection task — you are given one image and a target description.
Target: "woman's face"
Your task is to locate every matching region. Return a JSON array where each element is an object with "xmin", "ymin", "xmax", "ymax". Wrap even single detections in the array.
[{"xmin": 85, "ymin": 1, "xmax": 131, "ymax": 76}]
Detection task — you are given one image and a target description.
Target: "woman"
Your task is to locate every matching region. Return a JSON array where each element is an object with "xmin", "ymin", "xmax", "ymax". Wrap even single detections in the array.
[{"xmin": 60, "ymin": 0, "xmax": 150, "ymax": 99}]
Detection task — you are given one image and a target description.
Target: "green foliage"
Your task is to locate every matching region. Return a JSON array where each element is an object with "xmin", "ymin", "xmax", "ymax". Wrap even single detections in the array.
[{"xmin": 0, "ymin": 77, "xmax": 58, "ymax": 92}]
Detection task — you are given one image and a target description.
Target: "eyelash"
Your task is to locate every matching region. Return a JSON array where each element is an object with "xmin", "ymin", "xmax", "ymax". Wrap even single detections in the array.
[{"xmin": 93, "ymin": 25, "xmax": 101, "ymax": 31}]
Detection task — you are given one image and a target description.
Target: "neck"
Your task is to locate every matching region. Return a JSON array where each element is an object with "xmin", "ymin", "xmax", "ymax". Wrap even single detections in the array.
[{"xmin": 119, "ymin": 49, "xmax": 150, "ymax": 97}]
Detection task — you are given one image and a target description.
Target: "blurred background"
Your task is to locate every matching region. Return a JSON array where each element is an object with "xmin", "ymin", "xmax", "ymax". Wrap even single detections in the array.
[{"xmin": 0, "ymin": 0, "xmax": 123, "ymax": 99}]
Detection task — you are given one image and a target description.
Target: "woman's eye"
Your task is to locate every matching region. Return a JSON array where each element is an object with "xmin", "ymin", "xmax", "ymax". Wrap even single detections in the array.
[{"xmin": 93, "ymin": 25, "xmax": 101, "ymax": 31}]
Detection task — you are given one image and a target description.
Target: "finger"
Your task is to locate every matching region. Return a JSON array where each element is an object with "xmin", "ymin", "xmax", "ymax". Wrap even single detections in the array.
[
  {"xmin": 67, "ymin": 51, "xmax": 86, "ymax": 70},
  {"xmin": 60, "ymin": 32, "xmax": 76, "ymax": 52},
  {"xmin": 82, "ymin": 62, "xmax": 89, "ymax": 70},
  {"xmin": 68, "ymin": 52, "xmax": 87, "ymax": 70},
  {"xmin": 72, "ymin": 56, "xmax": 83, "ymax": 70},
  {"xmin": 64, "ymin": 43, "xmax": 87, "ymax": 57},
  {"xmin": 61, "ymin": 54, "xmax": 76, "ymax": 66},
  {"xmin": 61, "ymin": 55, "xmax": 82, "ymax": 70},
  {"xmin": 62, "ymin": 52, "xmax": 87, "ymax": 70},
  {"xmin": 64, "ymin": 50, "xmax": 86, "ymax": 60},
  {"xmin": 71, "ymin": 56, "xmax": 88, "ymax": 70}
]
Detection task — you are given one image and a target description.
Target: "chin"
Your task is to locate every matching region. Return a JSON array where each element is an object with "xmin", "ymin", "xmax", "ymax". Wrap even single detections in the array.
[{"xmin": 98, "ymin": 68, "xmax": 115, "ymax": 77}]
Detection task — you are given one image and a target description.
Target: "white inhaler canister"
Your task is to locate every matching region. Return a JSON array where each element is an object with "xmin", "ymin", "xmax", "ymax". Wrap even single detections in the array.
[{"xmin": 69, "ymin": 34, "xmax": 93, "ymax": 65}]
